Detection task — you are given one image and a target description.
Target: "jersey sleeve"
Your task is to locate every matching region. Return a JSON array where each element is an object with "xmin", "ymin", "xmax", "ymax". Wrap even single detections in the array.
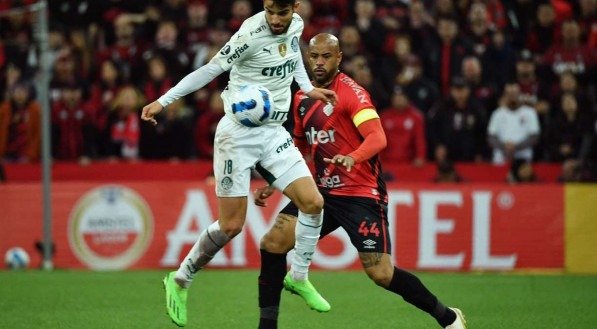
[
  {"xmin": 292, "ymin": 91, "xmax": 306, "ymax": 139},
  {"xmin": 343, "ymin": 87, "xmax": 378, "ymax": 127},
  {"xmin": 289, "ymin": 15, "xmax": 314, "ymax": 93},
  {"xmin": 294, "ymin": 55, "xmax": 314, "ymax": 93},
  {"xmin": 157, "ymin": 62, "xmax": 224, "ymax": 107},
  {"xmin": 210, "ymin": 28, "xmax": 256, "ymax": 71},
  {"xmin": 347, "ymin": 118, "xmax": 387, "ymax": 163}
]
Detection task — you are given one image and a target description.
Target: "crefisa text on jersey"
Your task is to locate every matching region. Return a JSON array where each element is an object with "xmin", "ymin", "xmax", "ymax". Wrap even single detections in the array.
[
  {"xmin": 276, "ymin": 137, "xmax": 294, "ymax": 153},
  {"xmin": 261, "ymin": 59, "xmax": 297, "ymax": 79},
  {"xmin": 226, "ymin": 44, "xmax": 249, "ymax": 63}
]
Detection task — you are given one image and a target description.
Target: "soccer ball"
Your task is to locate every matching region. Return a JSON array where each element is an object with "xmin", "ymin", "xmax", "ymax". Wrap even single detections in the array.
[
  {"xmin": 231, "ymin": 85, "xmax": 273, "ymax": 127},
  {"xmin": 5, "ymin": 247, "xmax": 30, "ymax": 270}
]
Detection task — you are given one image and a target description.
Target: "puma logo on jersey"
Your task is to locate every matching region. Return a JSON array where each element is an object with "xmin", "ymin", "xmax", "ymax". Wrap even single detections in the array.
[{"xmin": 263, "ymin": 47, "xmax": 272, "ymax": 54}]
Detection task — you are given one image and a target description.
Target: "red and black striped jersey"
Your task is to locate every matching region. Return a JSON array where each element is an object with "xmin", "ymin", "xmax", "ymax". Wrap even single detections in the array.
[{"xmin": 293, "ymin": 72, "xmax": 387, "ymax": 202}]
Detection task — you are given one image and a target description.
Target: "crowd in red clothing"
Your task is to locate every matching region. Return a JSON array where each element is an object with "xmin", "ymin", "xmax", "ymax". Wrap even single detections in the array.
[{"xmin": 0, "ymin": 0, "xmax": 595, "ymax": 182}]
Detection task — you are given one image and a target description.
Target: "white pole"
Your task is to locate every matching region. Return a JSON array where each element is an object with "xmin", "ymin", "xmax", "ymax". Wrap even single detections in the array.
[{"xmin": 32, "ymin": 0, "xmax": 53, "ymax": 271}]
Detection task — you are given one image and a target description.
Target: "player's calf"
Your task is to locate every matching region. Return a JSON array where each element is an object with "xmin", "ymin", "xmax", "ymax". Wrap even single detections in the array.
[
  {"xmin": 384, "ymin": 266, "xmax": 460, "ymax": 327},
  {"xmin": 260, "ymin": 213, "xmax": 297, "ymax": 253},
  {"xmin": 359, "ymin": 252, "xmax": 394, "ymax": 287}
]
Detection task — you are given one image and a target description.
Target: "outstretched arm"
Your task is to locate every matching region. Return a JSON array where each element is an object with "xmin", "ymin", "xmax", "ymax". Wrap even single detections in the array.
[
  {"xmin": 141, "ymin": 62, "xmax": 225, "ymax": 125},
  {"xmin": 324, "ymin": 118, "xmax": 387, "ymax": 171}
]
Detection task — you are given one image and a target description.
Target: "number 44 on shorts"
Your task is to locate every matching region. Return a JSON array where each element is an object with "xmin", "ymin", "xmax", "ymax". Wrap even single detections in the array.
[{"xmin": 358, "ymin": 221, "xmax": 380, "ymax": 237}]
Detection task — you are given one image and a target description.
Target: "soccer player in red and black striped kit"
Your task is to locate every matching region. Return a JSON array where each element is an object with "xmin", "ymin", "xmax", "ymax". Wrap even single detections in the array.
[{"xmin": 255, "ymin": 33, "xmax": 467, "ymax": 329}]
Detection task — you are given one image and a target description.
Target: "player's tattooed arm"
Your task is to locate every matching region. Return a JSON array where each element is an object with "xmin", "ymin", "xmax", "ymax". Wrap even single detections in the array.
[{"xmin": 359, "ymin": 252, "xmax": 383, "ymax": 268}]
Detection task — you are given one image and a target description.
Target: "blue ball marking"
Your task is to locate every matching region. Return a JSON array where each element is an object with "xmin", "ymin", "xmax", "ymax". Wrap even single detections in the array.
[
  {"xmin": 12, "ymin": 252, "xmax": 25, "ymax": 267},
  {"xmin": 232, "ymin": 85, "xmax": 272, "ymax": 127},
  {"xmin": 231, "ymin": 100, "xmax": 257, "ymax": 114},
  {"xmin": 259, "ymin": 89, "xmax": 271, "ymax": 121}
]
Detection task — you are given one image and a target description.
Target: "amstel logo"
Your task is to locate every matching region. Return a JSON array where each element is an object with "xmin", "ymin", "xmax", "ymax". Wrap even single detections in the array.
[{"xmin": 68, "ymin": 185, "xmax": 153, "ymax": 270}]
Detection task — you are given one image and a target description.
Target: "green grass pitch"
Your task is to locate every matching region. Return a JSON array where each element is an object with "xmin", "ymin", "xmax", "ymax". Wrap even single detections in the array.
[{"xmin": 1, "ymin": 270, "xmax": 596, "ymax": 328}]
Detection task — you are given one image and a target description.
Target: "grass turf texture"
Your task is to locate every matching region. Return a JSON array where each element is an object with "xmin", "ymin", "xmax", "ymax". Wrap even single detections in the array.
[{"xmin": 1, "ymin": 270, "xmax": 596, "ymax": 328}]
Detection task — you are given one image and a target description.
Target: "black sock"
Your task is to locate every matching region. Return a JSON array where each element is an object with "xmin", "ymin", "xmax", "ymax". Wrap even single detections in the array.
[
  {"xmin": 258, "ymin": 249, "xmax": 287, "ymax": 329},
  {"xmin": 385, "ymin": 267, "xmax": 456, "ymax": 327}
]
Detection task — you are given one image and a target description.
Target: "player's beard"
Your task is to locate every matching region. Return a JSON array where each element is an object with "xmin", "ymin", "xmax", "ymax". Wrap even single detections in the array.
[
  {"xmin": 313, "ymin": 68, "xmax": 337, "ymax": 87},
  {"xmin": 267, "ymin": 21, "xmax": 290, "ymax": 35}
]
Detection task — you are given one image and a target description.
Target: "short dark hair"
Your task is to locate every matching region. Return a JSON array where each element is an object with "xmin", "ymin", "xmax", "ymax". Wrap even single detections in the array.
[{"xmin": 270, "ymin": 0, "xmax": 296, "ymax": 7}]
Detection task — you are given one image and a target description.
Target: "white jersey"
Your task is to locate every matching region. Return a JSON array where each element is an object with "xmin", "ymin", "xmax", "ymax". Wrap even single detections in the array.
[
  {"xmin": 156, "ymin": 12, "xmax": 313, "ymax": 126},
  {"xmin": 212, "ymin": 12, "xmax": 309, "ymax": 126},
  {"xmin": 487, "ymin": 105, "xmax": 540, "ymax": 164}
]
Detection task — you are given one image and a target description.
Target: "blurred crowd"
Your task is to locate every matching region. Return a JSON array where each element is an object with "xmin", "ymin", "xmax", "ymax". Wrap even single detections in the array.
[{"xmin": 0, "ymin": 0, "xmax": 595, "ymax": 182}]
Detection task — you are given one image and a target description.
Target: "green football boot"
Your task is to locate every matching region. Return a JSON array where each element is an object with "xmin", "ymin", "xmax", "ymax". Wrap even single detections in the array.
[
  {"xmin": 162, "ymin": 271, "xmax": 188, "ymax": 327},
  {"xmin": 283, "ymin": 273, "xmax": 331, "ymax": 312}
]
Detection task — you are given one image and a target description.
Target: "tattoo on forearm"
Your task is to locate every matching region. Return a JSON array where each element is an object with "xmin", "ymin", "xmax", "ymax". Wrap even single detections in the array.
[{"xmin": 360, "ymin": 253, "xmax": 383, "ymax": 268}]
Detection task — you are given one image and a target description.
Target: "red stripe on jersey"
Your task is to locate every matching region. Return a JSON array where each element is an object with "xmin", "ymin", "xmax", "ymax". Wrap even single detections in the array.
[
  {"xmin": 299, "ymin": 98, "xmax": 320, "ymax": 127},
  {"xmin": 293, "ymin": 73, "xmax": 387, "ymax": 202}
]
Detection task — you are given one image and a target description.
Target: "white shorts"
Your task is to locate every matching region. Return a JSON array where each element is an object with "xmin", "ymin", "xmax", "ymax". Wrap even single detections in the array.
[{"xmin": 213, "ymin": 115, "xmax": 311, "ymax": 197}]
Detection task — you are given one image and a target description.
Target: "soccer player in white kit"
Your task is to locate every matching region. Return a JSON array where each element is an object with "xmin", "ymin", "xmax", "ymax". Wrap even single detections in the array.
[{"xmin": 141, "ymin": 0, "xmax": 336, "ymax": 326}]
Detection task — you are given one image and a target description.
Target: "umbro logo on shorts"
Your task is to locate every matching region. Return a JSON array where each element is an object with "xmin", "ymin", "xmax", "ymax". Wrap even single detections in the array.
[{"xmin": 363, "ymin": 239, "xmax": 376, "ymax": 249}]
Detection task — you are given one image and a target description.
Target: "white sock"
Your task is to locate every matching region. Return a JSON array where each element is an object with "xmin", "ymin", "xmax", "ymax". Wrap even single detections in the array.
[
  {"xmin": 290, "ymin": 210, "xmax": 323, "ymax": 281},
  {"xmin": 174, "ymin": 220, "xmax": 230, "ymax": 288}
]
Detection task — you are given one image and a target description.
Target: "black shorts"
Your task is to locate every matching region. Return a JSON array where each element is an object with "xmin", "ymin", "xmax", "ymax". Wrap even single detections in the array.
[{"xmin": 280, "ymin": 194, "xmax": 391, "ymax": 253}]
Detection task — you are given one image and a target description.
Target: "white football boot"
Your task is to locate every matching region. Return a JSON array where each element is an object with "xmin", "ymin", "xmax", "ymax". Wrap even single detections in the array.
[{"xmin": 445, "ymin": 308, "xmax": 467, "ymax": 329}]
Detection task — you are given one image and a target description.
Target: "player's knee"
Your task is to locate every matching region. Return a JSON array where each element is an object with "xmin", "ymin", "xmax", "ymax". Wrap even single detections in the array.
[
  {"xmin": 218, "ymin": 219, "xmax": 244, "ymax": 238},
  {"xmin": 299, "ymin": 192, "xmax": 324, "ymax": 214},
  {"xmin": 365, "ymin": 267, "xmax": 393, "ymax": 288},
  {"xmin": 260, "ymin": 232, "xmax": 293, "ymax": 253}
]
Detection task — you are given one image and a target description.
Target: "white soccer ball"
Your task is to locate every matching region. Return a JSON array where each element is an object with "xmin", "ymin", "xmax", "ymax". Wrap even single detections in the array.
[
  {"xmin": 231, "ymin": 85, "xmax": 273, "ymax": 127},
  {"xmin": 5, "ymin": 247, "xmax": 30, "ymax": 270}
]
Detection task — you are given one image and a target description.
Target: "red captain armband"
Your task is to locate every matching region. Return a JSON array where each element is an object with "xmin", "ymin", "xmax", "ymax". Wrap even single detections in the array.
[{"xmin": 347, "ymin": 118, "xmax": 387, "ymax": 163}]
